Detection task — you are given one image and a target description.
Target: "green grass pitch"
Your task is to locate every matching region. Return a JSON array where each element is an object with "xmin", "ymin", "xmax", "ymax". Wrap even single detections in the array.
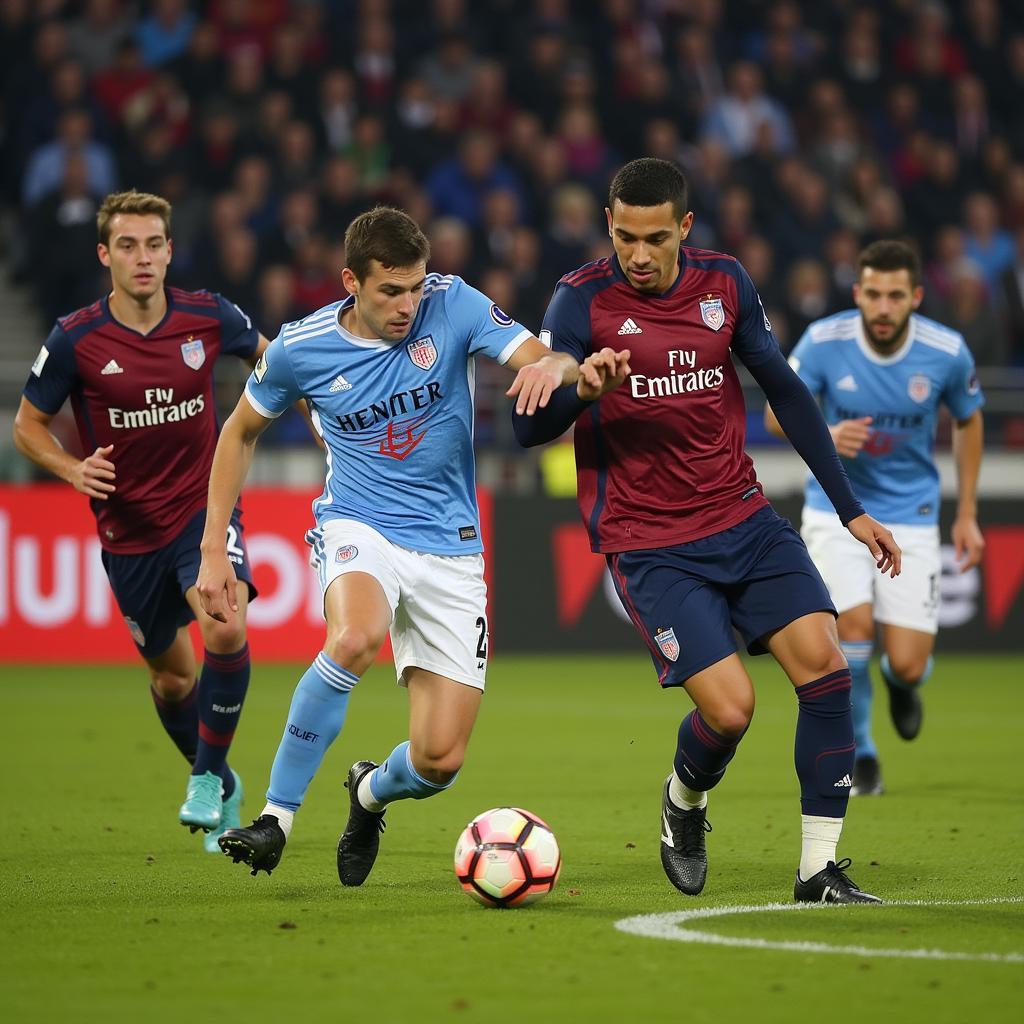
[{"xmin": 2, "ymin": 654, "xmax": 1022, "ymax": 1022}]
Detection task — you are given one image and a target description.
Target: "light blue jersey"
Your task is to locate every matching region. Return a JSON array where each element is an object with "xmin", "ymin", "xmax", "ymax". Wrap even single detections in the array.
[
  {"xmin": 789, "ymin": 310, "xmax": 984, "ymax": 524},
  {"xmin": 246, "ymin": 274, "xmax": 530, "ymax": 554}
]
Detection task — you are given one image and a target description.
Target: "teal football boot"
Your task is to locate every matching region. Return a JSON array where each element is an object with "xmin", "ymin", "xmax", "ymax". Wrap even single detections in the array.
[
  {"xmin": 204, "ymin": 770, "xmax": 244, "ymax": 853},
  {"xmin": 179, "ymin": 770, "xmax": 223, "ymax": 833}
]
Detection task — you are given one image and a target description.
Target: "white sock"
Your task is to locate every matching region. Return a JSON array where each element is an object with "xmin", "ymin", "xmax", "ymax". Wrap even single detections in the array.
[
  {"xmin": 669, "ymin": 771, "xmax": 707, "ymax": 811},
  {"xmin": 358, "ymin": 772, "xmax": 386, "ymax": 813},
  {"xmin": 262, "ymin": 803, "xmax": 295, "ymax": 838},
  {"xmin": 799, "ymin": 814, "xmax": 843, "ymax": 880}
]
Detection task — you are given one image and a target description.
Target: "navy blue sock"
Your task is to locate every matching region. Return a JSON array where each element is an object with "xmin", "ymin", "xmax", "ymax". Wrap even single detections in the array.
[
  {"xmin": 674, "ymin": 710, "xmax": 743, "ymax": 791},
  {"xmin": 151, "ymin": 681, "xmax": 198, "ymax": 764},
  {"xmin": 794, "ymin": 669, "xmax": 855, "ymax": 817},
  {"xmin": 193, "ymin": 644, "xmax": 251, "ymax": 799}
]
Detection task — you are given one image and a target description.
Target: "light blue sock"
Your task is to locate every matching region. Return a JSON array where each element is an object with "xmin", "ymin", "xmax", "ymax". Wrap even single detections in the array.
[
  {"xmin": 881, "ymin": 653, "xmax": 934, "ymax": 689},
  {"xmin": 367, "ymin": 740, "xmax": 456, "ymax": 806},
  {"xmin": 266, "ymin": 652, "xmax": 359, "ymax": 812},
  {"xmin": 842, "ymin": 640, "xmax": 876, "ymax": 760}
]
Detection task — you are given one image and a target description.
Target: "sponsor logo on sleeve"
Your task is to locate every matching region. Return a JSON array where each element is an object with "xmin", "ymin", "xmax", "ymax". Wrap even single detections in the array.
[
  {"xmin": 967, "ymin": 371, "xmax": 980, "ymax": 396},
  {"xmin": 489, "ymin": 303, "xmax": 515, "ymax": 328},
  {"xmin": 31, "ymin": 346, "xmax": 49, "ymax": 376},
  {"xmin": 180, "ymin": 337, "xmax": 206, "ymax": 370},
  {"xmin": 253, "ymin": 351, "xmax": 268, "ymax": 383},
  {"xmin": 539, "ymin": 329, "xmax": 553, "ymax": 349}
]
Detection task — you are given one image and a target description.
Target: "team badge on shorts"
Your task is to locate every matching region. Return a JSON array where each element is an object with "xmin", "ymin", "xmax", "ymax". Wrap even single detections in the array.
[
  {"xmin": 407, "ymin": 335, "xmax": 437, "ymax": 370},
  {"xmin": 908, "ymin": 374, "xmax": 931, "ymax": 402},
  {"xmin": 655, "ymin": 627, "xmax": 680, "ymax": 662},
  {"xmin": 335, "ymin": 545, "xmax": 359, "ymax": 563},
  {"xmin": 181, "ymin": 337, "xmax": 206, "ymax": 370},
  {"xmin": 699, "ymin": 295, "xmax": 725, "ymax": 331},
  {"xmin": 124, "ymin": 617, "xmax": 146, "ymax": 646}
]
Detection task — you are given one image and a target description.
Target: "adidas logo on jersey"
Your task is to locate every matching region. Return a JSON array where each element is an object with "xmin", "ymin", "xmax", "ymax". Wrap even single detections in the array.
[
  {"xmin": 618, "ymin": 318, "xmax": 643, "ymax": 335},
  {"xmin": 101, "ymin": 359, "xmax": 124, "ymax": 375},
  {"xmin": 329, "ymin": 375, "xmax": 352, "ymax": 393},
  {"xmin": 836, "ymin": 374, "xmax": 857, "ymax": 391}
]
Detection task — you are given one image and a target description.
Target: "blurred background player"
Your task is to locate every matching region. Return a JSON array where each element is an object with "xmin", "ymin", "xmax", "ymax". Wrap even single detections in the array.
[
  {"xmin": 514, "ymin": 158, "xmax": 900, "ymax": 904},
  {"xmin": 13, "ymin": 190, "xmax": 269, "ymax": 852},
  {"xmin": 766, "ymin": 240, "xmax": 985, "ymax": 795},
  {"xmin": 197, "ymin": 206, "xmax": 619, "ymax": 881}
]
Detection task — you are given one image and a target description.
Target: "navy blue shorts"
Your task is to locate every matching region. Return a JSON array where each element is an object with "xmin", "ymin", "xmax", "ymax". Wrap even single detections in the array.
[
  {"xmin": 101, "ymin": 506, "xmax": 255, "ymax": 659},
  {"xmin": 608, "ymin": 506, "xmax": 835, "ymax": 687}
]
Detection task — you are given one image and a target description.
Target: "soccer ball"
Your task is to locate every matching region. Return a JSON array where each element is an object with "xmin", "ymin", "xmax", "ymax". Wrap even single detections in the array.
[{"xmin": 454, "ymin": 807, "xmax": 561, "ymax": 908}]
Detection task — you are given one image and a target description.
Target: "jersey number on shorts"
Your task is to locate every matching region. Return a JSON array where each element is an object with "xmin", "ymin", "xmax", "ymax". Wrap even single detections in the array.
[
  {"xmin": 226, "ymin": 524, "xmax": 245, "ymax": 566},
  {"xmin": 475, "ymin": 615, "xmax": 488, "ymax": 666}
]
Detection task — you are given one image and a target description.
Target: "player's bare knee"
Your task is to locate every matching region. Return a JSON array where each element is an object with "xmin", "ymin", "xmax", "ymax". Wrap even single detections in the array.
[
  {"xmin": 711, "ymin": 704, "xmax": 753, "ymax": 739},
  {"xmin": 804, "ymin": 641, "xmax": 847, "ymax": 680},
  {"xmin": 324, "ymin": 624, "xmax": 384, "ymax": 673},
  {"xmin": 888, "ymin": 652, "xmax": 928, "ymax": 684},
  {"xmin": 202, "ymin": 619, "xmax": 247, "ymax": 655},
  {"xmin": 150, "ymin": 670, "xmax": 193, "ymax": 701},
  {"xmin": 411, "ymin": 748, "xmax": 463, "ymax": 785}
]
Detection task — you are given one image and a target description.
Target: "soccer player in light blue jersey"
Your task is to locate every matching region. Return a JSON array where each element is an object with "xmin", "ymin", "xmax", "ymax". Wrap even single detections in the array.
[
  {"xmin": 766, "ymin": 240, "xmax": 985, "ymax": 796},
  {"xmin": 196, "ymin": 206, "xmax": 625, "ymax": 880}
]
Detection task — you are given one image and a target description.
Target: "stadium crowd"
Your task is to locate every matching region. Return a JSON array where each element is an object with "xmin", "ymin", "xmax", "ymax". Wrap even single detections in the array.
[{"xmin": 4, "ymin": 0, "xmax": 1024, "ymax": 446}]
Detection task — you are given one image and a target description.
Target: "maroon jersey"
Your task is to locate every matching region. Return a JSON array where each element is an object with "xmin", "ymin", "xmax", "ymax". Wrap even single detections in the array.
[
  {"xmin": 541, "ymin": 247, "xmax": 779, "ymax": 553},
  {"xmin": 23, "ymin": 288, "xmax": 259, "ymax": 553}
]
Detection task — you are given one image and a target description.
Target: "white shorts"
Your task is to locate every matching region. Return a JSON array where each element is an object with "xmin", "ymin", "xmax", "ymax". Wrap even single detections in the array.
[
  {"xmin": 800, "ymin": 507, "xmax": 939, "ymax": 635},
  {"xmin": 308, "ymin": 518, "xmax": 489, "ymax": 690}
]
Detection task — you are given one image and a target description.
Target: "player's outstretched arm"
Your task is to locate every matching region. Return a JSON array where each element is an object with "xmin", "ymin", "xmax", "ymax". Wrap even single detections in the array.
[
  {"xmin": 505, "ymin": 338, "xmax": 581, "ymax": 415},
  {"xmin": 13, "ymin": 396, "xmax": 116, "ymax": 499},
  {"xmin": 846, "ymin": 513, "xmax": 901, "ymax": 578},
  {"xmin": 198, "ymin": 395, "xmax": 273, "ymax": 622},
  {"xmin": 951, "ymin": 409, "xmax": 985, "ymax": 572}
]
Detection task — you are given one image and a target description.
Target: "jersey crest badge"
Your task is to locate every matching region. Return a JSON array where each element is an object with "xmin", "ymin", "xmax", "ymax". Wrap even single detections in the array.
[
  {"xmin": 407, "ymin": 335, "xmax": 437, "ymax": 370},
  {"xmin": 181, "ymin": 337, "xmax": 206, "ymax": 370},
  {"xmin": 655, "ymin": 627, "xmax": 680, "ymax": 662},
  {"xmin": 908, "ymin": 374, "xmax": 931, "ymax": 403},
  {"xmin": 699, "ymin": 295, "xmax": 725, "ymax": 331}
]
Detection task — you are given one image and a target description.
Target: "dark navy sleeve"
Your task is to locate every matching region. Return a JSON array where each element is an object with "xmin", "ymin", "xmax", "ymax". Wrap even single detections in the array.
[
  {"xmin": 214, "ymin": 293, "xmax": 260, "ymax": 359},
  {"xmin": 22, "ymin": 324, "xmax": 78, "ymax": 414},
  {"xmin": 728, "ymin": 261, "xmax": 779, "ymax": 367},
  {"xmin": 745, "ymin": 347, "xmax": 866, "ymax": 525},
  {"xmin": 512, "ymin": 281, "xmax": 592, "ymax": 447}
]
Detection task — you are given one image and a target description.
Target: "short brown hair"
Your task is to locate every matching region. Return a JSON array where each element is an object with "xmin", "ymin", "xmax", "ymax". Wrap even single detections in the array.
[
  {"xmin": 857, "ymin": 239, "xmax": 921, "ymax": 287},
  {"xmin": 97, "ymin": 190, "xmax": 172, "ymax": 245},
  {"xmin": 344, "ymin": 206, "xmax": 430, "ymax": 282}
]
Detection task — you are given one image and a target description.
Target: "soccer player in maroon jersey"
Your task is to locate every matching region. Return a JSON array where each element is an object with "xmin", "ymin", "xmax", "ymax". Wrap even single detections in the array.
[
  {"xmin": 514, "ymin": 158, "xmax": 901, "ymax": 903},
  {"xmin": 13, "ymin": 190, "xmax": 269, "ymax": 852}
]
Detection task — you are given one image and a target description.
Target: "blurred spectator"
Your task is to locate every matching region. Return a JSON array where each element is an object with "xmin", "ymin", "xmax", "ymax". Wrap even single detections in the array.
[
  {"xmin": 951, "ymin": 75, "xmax": 994, "ymax": 167},
  {"xmin": 67, "ymin": 0, "xmax": 130, "ymax": 75},
  {"xmin": 474, "ymin": 187, "xmax": 521, "ymax": 267},
  {"xmin": 700, "ymin": 60, "xmax": 795, "ymax": 159},
  {"xmin": 319, "ymin": 156, "xmax": 368, "ymax": 239},
  {"xmin": 136, "ymin": 0, "xmax": 196, "ymax": 69},
  {"xmin": 22, "ymin": 108, "xmax": 116, "ymax": 206},
  {"xmin": 736, "ymin": 234, "xmax": 784, "ymax": 312},
  {"xmin": 27, "ymin": 152, "xmax": 103, "ymax": 322},
  {"xmin": 266, "ymin": 21, "xmax": 318, "ymax": 110},
  {"xmin": 209, "ymin": 226, "xmax": 261, "ymax": 316},
  {"xmin": 962, "ymin": 191, "xmax": 1015, "ymax": 290},
  {"xmin": 345, "ymin": 114, "xmax": 390, "ymax": 193},
  {"xmin": 167, "ymin": 19, "xmax": 223, "ymax": 104},
  {"xmin": 459, "ymin": 59, "xmax": 518, "ymax": 136},
  {"xmin": 540, "ymin": 183, "xmax": 599, "ymax": 280},
  {"xmin": 255, "ymin": 264, "xmax": 300, "ymax": 337},
  {"xmin": 92, "ymin": 38, "xmax": 155, "ymax": 131},
  {"xmin": 418, "ymin": 29, "xmax": 476, "ymax": 103},
  {"xmin": 428, "ymin": 216, "xmax": 473, "ymax": 277},
  {"xmin": 318, "ymin": 69, "xmax": 357, "ymax": 155},
  {"xmin": 784, "ymin": 258, "xmax": 832, "ymax": 346},
  {"xmin": 1000, "ymin": 227, "xmax": 1024, "ymax": 365},
  {"xmin": 672, "ymin": 25, "xmax": 724, "ymax": 130},
  {"xmin": 555, "ymin": 103, "xmax": 616, "ymax": 191},
  {"xmin": 426, "ymin": 130, "xmax": 523, "ymax": 227},
  {"xmin": 838, "ymin": 23, "xmax": 885, "ymax": 112},
  {"xmin": 834, "ymin": 156, "xmax": 888, "ymax": 236},
  {"xmin": 192, "ymin": 102, "xmax": 241, "ymax": 194},
  {"xmin": 275, "ymin": 118, "xmax": 319, "ymax": 192},
  {"xmin": 905, "ymin": 140, "xmax": 964, "ymax": 246},
  {"xmin": 935, "ymin": 263, "xmax": 1006, "ymax": 366}
]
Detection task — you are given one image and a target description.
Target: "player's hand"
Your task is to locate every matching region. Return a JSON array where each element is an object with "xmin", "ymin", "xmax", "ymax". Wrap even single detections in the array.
[
  {"xmin": 70, "ymin": 444, "xmax": 116, "ymax": 499},
  {"xmin": 830, "ymin": 417, "xmax": 873, "ymax": 458},
  {"xmin": 507, "ymin": 355, "xmax": 573, "ymax": 415},
  {"xmin": 578, "ymin": 347, "xmax": 631, "ymax": 401},
  {"xmin": 196, "ymin": 550, "xmax": 239, "ymax": 623},
  {"xmin": 951, "ymin": 515, "xmax": 985, "ymax": 572},
  {"xmin": 846, "ymin": 513, "xmax": 901, "ymax": 578}
]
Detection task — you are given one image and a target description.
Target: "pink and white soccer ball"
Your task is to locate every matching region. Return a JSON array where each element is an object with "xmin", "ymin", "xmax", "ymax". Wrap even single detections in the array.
[{"xmin": 453, "ymin": 807, "xmax": 562, "ymax": 908}]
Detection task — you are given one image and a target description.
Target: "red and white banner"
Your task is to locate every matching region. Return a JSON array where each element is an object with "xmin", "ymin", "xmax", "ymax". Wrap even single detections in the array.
[{"xmin": 0, "ymin": 485, "xmax": 493, "ymax": 663}]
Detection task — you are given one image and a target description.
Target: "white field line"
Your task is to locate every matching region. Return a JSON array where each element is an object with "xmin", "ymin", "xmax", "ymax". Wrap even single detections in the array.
[{"xmin": 613, "ymin": 897, "xmax": 1024, "ymax": 963}]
